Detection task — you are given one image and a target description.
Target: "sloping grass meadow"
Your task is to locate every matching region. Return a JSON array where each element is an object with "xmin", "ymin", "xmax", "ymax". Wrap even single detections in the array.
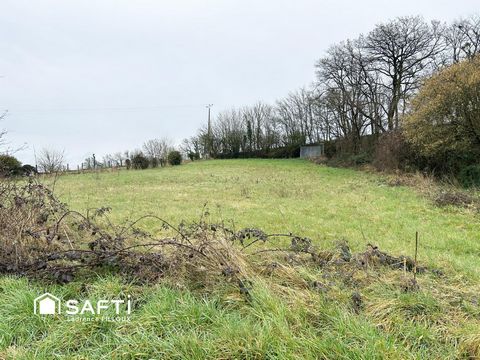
[
  {"xmin": 56, "ymin": 159, "xmax": 480, "ymax": 278},
  {"xmin": 1, "ymin": 159, "xmax": 479, "ymax": 359}
]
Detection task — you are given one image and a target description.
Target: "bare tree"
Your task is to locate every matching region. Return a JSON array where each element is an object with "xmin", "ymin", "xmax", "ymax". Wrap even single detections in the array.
[
  {"xmin": 83, "ymin": 156, "xmax": 93, "ymax": 170},
  {"xmin": 441, "ymin": 21, "xmax": 466, "ymax": 65},
  {"xmin": 37, "ymin": 148, "xmax": 65, "ymax": 173},
  {"xmin": 316, "ymin": 39, "xmax": 376, "ymax": 151},
  {"xmin": 0, "ymin": 129, "xmax": 6, "ymax": 150},
  {"xmin": 455, "ymin": 15, "xmax": 480, "ymax": 59},
  {"xmin": 181, "ymin": 136, "xmax": 201, "ymax": 160},
  {"xmin": 113, "ymin": 152, "xmax": 125, "ymax": 167},
  {"xmin": 102, "ymin": 154, "xmax": 115, "ymax": 168},
  {"xmin": 142, "ymin": 137, "xmax": 173, "ymax": 166},
  {"xmin": 365, "ymin": 16, "xmax": 444, "ymax": 129},
  {"xmin": 0, "ymin": 110, "xmax": 9, "ymax": 151}
]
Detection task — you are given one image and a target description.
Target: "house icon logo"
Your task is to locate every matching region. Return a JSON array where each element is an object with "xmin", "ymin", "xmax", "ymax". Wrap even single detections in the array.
[{"xmin": 34, "ymin": 293, "xmax": 61, "ymax": 315}]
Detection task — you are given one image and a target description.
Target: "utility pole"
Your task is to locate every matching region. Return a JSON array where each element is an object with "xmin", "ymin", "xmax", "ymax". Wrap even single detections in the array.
[
  {"xmin": 33, "ymin": 145, "xmax": 38, "ymax": 173},
  {"xmin": 206, "ymin": 104, "xmax": 213, "ymax": 158}
]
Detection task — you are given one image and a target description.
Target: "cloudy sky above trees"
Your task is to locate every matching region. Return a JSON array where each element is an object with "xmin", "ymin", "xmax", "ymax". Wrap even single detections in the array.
[{"xmin": 0, "ymin": 0, "xmax": 478, "ymax": 166}]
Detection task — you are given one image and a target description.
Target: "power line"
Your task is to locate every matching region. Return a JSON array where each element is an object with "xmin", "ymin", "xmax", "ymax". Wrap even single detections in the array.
[{"xmin": 1, "ymin": 103, "xmax": 209, "ymax": 114}]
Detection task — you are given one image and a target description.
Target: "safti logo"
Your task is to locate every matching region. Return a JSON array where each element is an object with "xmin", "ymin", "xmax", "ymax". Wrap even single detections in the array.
[
  {"xmin": 34, "ymin": 293, "xmax": 61, "ymax": 315},
  {"xmin": 33, "ymin": 292, "xmax": 132, "ymax": 321}
]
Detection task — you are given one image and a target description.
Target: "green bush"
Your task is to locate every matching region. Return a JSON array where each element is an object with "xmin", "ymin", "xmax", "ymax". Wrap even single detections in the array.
[
  {"xmin": 0, "ymin": 154, "xmax": 22, "ymax": 176},
  {"xmin": 21, "ymin": 164, "xmax": 37, "ymax": 176},
  {"xmin": 350, "ymin": 152, "xmax": 371, "ymax": 165},
  {"xmin": 188, "ymin": 152, "xmax": 200, "ymax": 161},
  {"xmin": 403, "ymin": 57, "xmax": 480, "ymax": 175},
  {"xmin": 167, "ymin": 150, "xmax": 182, "ymax": 166},
  {"xmin": 131, "ymin": 153, "xmax": 149, "ymax": 170},
  {"xmin": 458, "ymin": 165, "xmax": 480, "ymax": 188}
]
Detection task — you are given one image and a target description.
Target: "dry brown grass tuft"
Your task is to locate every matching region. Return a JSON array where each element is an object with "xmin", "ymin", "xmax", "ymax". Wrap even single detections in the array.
[
  {"xmin": 433, "ymin": 190, "xmax": 480, "ymax": 209},
  {"xmin": 460, "ymin": 333, "xmax": 480, "ymax": 359},
  {"xmin": 379, "ymin": 171, "xmax": 480, "ymax": 211}
]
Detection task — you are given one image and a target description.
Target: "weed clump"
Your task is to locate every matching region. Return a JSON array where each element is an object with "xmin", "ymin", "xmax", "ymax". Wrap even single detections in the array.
[{"xmin": 433, "ymin": 190, "xmax": 479, "ymax": 209}]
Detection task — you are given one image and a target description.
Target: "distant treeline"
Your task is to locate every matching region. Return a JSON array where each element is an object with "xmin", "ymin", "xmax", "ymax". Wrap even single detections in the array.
[{"xmin": 181, "ymin": 15, "xmax": 480, "ymax": 177}]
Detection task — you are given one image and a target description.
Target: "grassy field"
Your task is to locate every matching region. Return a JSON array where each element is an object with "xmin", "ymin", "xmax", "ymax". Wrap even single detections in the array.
[
  {"xmin": 55, "ymin": 159, "xmax": 480, "ymax": 279},
  {"xmin": 1, "ymin": 159, "xmax": 479, "ymax": 359}
]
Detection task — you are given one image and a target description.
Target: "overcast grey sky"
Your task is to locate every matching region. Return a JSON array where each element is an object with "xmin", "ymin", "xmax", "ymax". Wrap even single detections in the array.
[{"xmin": 0, "ymin": 0, "xmax": 478, "ymax": 166}]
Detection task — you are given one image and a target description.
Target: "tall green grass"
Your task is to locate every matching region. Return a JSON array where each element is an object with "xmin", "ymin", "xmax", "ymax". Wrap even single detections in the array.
[
  {"xmin": 1, "ymin": 159, "xmax": 478, "ymax": 359},
  {"xmin": 2, "ymin": 275, "xmax": 468, "ymax": 359}
]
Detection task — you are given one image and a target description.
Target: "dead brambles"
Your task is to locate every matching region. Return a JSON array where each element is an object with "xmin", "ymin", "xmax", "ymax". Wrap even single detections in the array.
[
  {"xmin": 0, "ymin": 179, "xmax": 472, "ymax": 299},
  {"xmin": 0, "ymin": 179, "xmax": 438, "ymax": 291},
  {"xmin": 433, "ymin": 190, "xmax": 480, "ymax": 210}
]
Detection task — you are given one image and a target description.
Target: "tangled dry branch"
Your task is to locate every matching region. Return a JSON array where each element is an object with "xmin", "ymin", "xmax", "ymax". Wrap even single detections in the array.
[{"xmin": 1, "ymin": 179, "xmax": 439, "ymax": 298}]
